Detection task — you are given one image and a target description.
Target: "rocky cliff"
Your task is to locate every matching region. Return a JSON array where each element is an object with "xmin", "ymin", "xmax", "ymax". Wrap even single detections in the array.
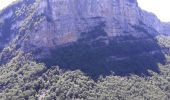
[
  {"xmin": 0, "ymin": 0, "xmax": 169, "ymax": 48},
  {"xmin": 0, "ymin": 0, "xmax": 169, "ymax": 76}
]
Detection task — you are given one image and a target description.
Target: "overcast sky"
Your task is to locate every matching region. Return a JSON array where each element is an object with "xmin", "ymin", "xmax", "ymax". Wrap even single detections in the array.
[
  {"xmin": 0, "ymin": 0, "xmax": 170, "ymax": 22},
  {"xmin": 0, "ymin": 0, "xmax": 16, "ymax": 10},
  {"xmin": 138, "ymin": 0, "xmax": 170, "ymax": 22}
]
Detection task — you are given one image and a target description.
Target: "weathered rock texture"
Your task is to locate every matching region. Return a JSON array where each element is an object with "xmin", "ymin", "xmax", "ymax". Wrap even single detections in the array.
[
  {"xmin": 0, "ymin": 0, "xmax": 169, "ymax": 49},
  {"xmin": 0, "ymin": 0, "xmax": 169, "ymax": 76}
]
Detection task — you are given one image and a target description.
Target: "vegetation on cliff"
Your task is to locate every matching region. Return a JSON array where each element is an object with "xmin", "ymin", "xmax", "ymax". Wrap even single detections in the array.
[{"xmin": 0, "ymin": 35, "xmax": 170, "ymax": 100}]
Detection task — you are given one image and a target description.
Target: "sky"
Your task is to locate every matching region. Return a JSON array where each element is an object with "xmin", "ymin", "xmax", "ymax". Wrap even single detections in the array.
[
  {"xmin": 0, "ymin": 0, "xmax": 170, "ymax": 22},
  {"xmin": 137, "ymin": 0, "xmax": 170, "ymax": 22},
  {"xmin": 0, "ymin": 0, "xmax": 16, "ymax": 10}
]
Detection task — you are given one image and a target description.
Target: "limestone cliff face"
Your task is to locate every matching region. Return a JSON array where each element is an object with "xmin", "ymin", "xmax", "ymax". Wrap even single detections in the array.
[
  {"xmin": 162, "ymin": 23, "xmax": 170, "ymax": 34},
  {"xmin": 0, "ymin": 0, "xmax": 169, "ymax": 75},
  {"xmin": 140, "ymin": 10, "xmax": 170, "ymax": 35},
  {"xmin": 0, "ymin": 0, "xmax": 169, "ymax": 50},
  {"xmin": 0, "ymin": 0, "xmax": 165, "ymax": 47},
  {"xmin": 29, "ymin": 0, "xmax": 140, "ymax": 47},
  {"xmin": 21, "ymin": 0, "xmax": 170, "ymax": 48}
]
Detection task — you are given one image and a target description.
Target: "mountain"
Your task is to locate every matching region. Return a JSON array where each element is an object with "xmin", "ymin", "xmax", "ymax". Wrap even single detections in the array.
[
  {"xmin": 0, "ymin": 0, "xmax": 170, "ymax": 48},
  {"xmin": 0, "ymin": 0, "xmax": 170, "ymax": 76},
  {"xmin": 0, "ymin": 0, "xmax": 170, "ymax": 99}
]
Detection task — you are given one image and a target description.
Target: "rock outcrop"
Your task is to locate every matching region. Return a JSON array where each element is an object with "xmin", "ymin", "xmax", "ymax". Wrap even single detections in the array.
[
  {"xmin": 0, "ymin": 0, "xmax": 169, "ymax": 76},
  {"xmin": 0, "ymin": 0, "xmax": 169, "ymax": 48}
]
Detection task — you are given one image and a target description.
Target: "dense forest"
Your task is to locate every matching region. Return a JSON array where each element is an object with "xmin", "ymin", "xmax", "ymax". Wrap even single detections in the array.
[{"xmin": 0, "ymin": 35, "xmax": 170, "ymax": 100}]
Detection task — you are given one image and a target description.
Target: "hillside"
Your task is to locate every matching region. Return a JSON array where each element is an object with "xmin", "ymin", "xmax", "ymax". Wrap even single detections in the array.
[
  {"xmin": 0, "ymin": 0, "xmax": 170, "ymax": 99},
  {"xmin": 0, "ymin": 36, "xmax": 170, "ymax": 99}
]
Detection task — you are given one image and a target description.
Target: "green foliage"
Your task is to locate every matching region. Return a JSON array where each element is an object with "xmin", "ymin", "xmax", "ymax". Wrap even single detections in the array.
[
  {"xmin": 156, "ymin": 35, "xmax": 170, "ymax": 62},
  {"xmin": 0, "ymin": 35, "xmax": 170, "ymax": 100},
  {"xmin": 18, "ymin": 0, "xmax": 43, "ymax": 33},
  {"xmin": 157, "ymin": 35, "xmax": 170, "ymax": 48},
  {"xmin": 0, "ymin": 50, "xmax": 170, "ymax": 100},
  {"xmin": 0, "ymin": 50, "xmax": 45, "ymax": 99}
]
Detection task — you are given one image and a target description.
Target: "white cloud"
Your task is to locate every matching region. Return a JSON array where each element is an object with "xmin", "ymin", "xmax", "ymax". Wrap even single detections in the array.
[
  {"xmin": 137, "ymin": 0, "xmax": 170, "ymax": 22},
  {"xmin": 0, "ymin": 0, "xmax": 16, "ymax": 11}
]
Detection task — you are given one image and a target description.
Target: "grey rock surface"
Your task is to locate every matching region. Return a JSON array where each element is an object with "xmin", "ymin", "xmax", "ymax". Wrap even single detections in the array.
[
  {"xmin": 0, "ymin": 0, "xmax": 169, "ymax": 76},
  {"xmin": 0, "ymin": 0, "xmax": 169, "ymax": 49}
]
